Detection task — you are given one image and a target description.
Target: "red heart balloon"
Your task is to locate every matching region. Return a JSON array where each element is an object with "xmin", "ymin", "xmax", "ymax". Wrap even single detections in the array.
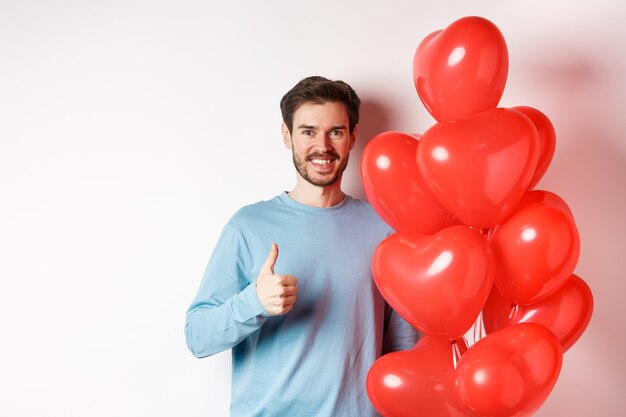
[
  {"xmin": 361, "ymin": 131, "xmax": 454, "ymax": 233},
  {"xmin": 418, "ymin": 108, "xmax": 539, "ymax": 228},
  {"xmin": 509, "ymin": 189, "xmax": 574, "ymax": 220},
  {"xmin": 456, "ymin": 323, "xmax": 563, "ymax": 417},
  {"xmin": 491, "ymin": 191, "xmax": 580, "ymax": 304},
  {"xmin": 512, "ymin": 106, "xmax": 556, "ymax": 189},
  {"xmin": 367, "ymin": 337, "xmax": 467, "ymax": 417},
  {"xmin": 372, "ymin": 225, "xmax": 495, "ymax": 338},
  {"xmin": 483, "ymin": 274, "xmax": 593, "ymax": 352},
  {"xmin": 413, "ymin": 16, "xmax": 508, "ymax": 122}
]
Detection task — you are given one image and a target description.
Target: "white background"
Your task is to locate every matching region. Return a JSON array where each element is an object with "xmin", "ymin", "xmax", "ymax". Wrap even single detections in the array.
[{"xmin": 1, "ymin": 0, "xmax": 625, "ymax": 416}]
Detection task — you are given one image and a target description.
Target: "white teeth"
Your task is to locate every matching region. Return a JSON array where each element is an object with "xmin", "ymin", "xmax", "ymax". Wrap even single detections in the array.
[{"xmin": 311, "ymin": 159, "xmax": 332, "ymax": 165}]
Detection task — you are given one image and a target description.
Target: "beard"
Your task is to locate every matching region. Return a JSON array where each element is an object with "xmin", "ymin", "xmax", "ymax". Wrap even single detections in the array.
[{"xmin": 292, "ymin": 149, "xmax": 349, "ymax": 187}]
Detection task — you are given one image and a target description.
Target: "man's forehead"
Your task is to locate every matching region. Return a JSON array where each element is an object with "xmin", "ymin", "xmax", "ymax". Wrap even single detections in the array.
[{"xmin": 292, "ymin": 101, "xmax": 349, "ymax": 125}]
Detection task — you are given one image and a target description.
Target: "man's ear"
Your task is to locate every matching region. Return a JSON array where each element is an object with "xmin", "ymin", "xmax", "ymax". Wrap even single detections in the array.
[
  {"xmin": 349, "ymin": 124, "xmax": 358, "ymax": 150},
  {"xmin": 282, "ymin": 123, "xmax": 292, "ymax": 149}
]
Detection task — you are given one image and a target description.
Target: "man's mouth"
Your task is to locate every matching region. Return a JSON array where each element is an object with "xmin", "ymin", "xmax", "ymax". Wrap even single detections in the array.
[
  {"xmin": 307, "ymin": 154, "xmax": 338, "ymax": 171},
  {"xmin": 310, "ymin": 158, "xmax": 333, "ymax": 165},
  {"xmin": 307, "ymin": 153, "xmax": 339, "ymax": 164}
]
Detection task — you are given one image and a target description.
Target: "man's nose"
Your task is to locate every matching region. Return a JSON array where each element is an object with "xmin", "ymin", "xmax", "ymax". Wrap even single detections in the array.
[{"xmin": 314, "ymin": 134, "xmax": 333, "ymax": 151}]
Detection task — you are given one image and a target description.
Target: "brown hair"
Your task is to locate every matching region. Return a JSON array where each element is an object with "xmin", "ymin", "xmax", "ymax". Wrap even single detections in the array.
[{"xmin": 280, "ymin": 76, "xmax": 361, "ymax": 134}]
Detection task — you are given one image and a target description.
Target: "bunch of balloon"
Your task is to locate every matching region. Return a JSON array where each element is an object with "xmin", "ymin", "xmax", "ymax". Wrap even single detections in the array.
[{"xmin": 362, "ymin": 16, "xmax": 593, "ymax": 417}]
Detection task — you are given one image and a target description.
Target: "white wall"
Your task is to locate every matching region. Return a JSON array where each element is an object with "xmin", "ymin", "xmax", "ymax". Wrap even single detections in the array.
[{"xmin": 1, "ymin": 0, "xmax": 624, "ymax": 416}]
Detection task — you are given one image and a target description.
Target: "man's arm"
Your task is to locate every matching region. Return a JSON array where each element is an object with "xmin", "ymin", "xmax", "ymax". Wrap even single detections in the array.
[
  {"xmin": 185, "ymin": 222, "xmax": 268, "ymax": 358},
  {"xmin": 382, "ymin": 303, "xmax": 421, "ymax": 354},
  {"xmin": 185, "ymin": 224, "xmax": 298, "ymax": 358}
]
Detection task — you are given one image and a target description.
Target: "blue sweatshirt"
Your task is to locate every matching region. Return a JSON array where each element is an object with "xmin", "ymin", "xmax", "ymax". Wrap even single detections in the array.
[{"xmin": 185, "ymin": 192, "xmax": 418, "ymax": 417}]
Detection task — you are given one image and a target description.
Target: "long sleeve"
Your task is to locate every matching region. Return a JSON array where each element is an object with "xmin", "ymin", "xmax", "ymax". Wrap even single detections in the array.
[
  {"xmin": 185, "ymin": 222, "xmax": 269, "ymax": 358},
  {"xmin": 382, "ymin": 302, "xmax": 421, "ymax": 354}
]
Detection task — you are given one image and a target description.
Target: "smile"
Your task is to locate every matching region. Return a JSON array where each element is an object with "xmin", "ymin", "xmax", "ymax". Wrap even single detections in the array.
[{"xmin": 310, "ymin": 159, "xmax": 333, "ymax": 165}]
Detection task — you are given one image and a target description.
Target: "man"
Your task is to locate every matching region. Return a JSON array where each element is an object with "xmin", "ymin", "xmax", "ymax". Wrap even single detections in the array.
[{"xmin": 185, "ymin": 76, "xmax": 418, "ymax": 417}]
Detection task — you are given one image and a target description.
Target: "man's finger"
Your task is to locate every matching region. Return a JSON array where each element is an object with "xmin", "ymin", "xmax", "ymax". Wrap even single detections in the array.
[
  {"xmin": 282, "ymin": 295, "xmax": 297, "ymax": 304},
  {"xmin": 281, "ymin": 286, "xmax": 298, "ymax": 296},
  {"xmin": 281, "ymin": 274, "xmax": 298, "ymax": 286},
  {"xmin": 260, "ymin": 243, "xmax": 279, "ymax": 274}
]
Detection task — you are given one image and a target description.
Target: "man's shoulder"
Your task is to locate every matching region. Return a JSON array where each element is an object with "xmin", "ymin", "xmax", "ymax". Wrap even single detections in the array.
[
  {"xmin": 345, "ymin": 195, "xmax": 373, "ymax": 210},
  {"xmin": 344, "ymin": 196, "xmax": 393, "ymax": 230},
  {"xmin": 344, "ymin": 196, "xmax": 379, "ymax": 218},
  {"xmin": 226, "ymin": 194, "xmax": 283, "ymax": 226}
]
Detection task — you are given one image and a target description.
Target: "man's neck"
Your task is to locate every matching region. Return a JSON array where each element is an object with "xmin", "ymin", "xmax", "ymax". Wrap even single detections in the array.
[{"xmin": 287, "ymin": 179, "xmax": 345, "ymax": 208}]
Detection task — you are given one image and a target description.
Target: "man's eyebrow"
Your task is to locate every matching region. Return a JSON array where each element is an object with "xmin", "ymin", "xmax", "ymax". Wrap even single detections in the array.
[{"xmin": 296, "ymin": 124, "xmax": 347, "ymax": 130}]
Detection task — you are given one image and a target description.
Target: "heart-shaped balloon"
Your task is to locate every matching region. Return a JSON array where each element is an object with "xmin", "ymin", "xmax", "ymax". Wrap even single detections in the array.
[
  {"xmin": 418, "ymin": 108, "xmax": 539, "ymax": 228},
  {"xmin": 361, "ymin": 131, "xmax": 454, "ymax": 233},
  {"xmin": 512, "ymin": 106, "xmax": 556, "ymax": 189},
  {"xmin": 491, "ymin": 191, "xmax": 580, "ymax": 304},
  {"xmin": 456, "ymin": 323, "xmax": 562, "ymax": 417},
  {"xmin": 367, "ymin": 337, "xmax": 467, "ymax": 417},
  {"xmin": 483, "ymin": 274, "xmax": 593, "ymax": 352},
  {"xmin": 509, "ymin": 189, "xmax": 574, "ymax": 220},
  {"xmin": 413, "ymin": 16, "xmax": 508, "ymax": 122},
  {"xmin": 372, "ymin": 225, "xmax": 495, "ymax": 338}
]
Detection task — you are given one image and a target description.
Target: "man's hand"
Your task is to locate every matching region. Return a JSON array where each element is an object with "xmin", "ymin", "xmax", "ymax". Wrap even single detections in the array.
[{"xmin": 256, "ymin": 243, "xmax": 298, "ymax": 316}]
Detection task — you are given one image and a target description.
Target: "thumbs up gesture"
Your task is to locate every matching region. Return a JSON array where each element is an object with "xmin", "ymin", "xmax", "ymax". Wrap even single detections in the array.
[{"xmin": 256, "ymin": 243, "xmax": 298, "ymax": 316}]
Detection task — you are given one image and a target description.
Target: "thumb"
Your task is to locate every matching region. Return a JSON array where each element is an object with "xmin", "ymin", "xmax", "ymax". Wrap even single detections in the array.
[{"xmin": 260, "ymin": 243, "xmax": 279, "ymax": 274}]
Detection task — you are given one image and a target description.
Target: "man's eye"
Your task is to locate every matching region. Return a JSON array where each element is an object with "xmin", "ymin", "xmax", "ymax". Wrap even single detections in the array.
[
  {"xmin": 330, "ymin": 130, "xmax": 343, "ymax": 137},
  {"xmin": 302, "ymin": 130, "xmax": 313, "ymax": 136}
]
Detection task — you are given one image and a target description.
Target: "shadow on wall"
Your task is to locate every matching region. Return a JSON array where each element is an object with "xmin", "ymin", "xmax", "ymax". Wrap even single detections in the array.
[
  {"xmin": 538, "ymin": 124, "xmax": 626, "ymax": 413},
  {"xmin": 520, "ymin": 39, "xmax": 626, "ymax": 401},
  {"xmin": 527, "ymin": 39, "xmax": 626, "ymax": 339},
  {"xmin": 343, "ymin": 98, "xmax": 396, "ymax": 201},
  {"xmin": 543, "ymin": 125, "xmax": 626, "ymax": 332},
  {"xmin": 521, "ymin": 51, "xmax": 602, "ymax": 101}
]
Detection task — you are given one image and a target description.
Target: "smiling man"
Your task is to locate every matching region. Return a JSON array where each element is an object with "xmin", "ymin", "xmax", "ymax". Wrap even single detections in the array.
[{"xmin": 185, "ymin": 76, "xmax": 418, "ymax": 417}]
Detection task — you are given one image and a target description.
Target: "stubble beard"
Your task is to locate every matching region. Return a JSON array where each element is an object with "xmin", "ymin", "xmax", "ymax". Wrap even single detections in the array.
[{"xmin": 292, "ymin": 150, "xmax": 349, "ymax": 187}]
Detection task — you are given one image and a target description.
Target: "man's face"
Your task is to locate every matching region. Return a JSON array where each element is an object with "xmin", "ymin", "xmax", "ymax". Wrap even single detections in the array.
[{"xmin": 282, "ymin": 101, "xmax": 357, "ymax": 188}]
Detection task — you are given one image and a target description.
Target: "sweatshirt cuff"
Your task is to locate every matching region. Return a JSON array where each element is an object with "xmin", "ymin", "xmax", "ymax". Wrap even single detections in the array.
[{"xmin": 234, "ymin": 281, "xmax": 271, "ymax": 321}]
